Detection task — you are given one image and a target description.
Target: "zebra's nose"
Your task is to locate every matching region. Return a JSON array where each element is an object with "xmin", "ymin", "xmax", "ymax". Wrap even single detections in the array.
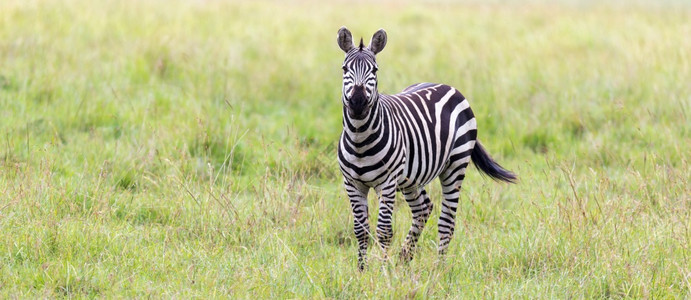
[
  {"xmin": 351, "ymin": 84, "xmax": 366, "ymax": 98},
  {"xmin": 349, "ymin": 84, "xmax": 368, "ymax": 117},
  {"xmin": 350, "ymin": 84, "xmax": 364, "ymax": 97}
]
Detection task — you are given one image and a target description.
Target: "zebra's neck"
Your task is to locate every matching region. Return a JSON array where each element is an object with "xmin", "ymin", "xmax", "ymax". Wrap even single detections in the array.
[{"xmin": 342, "ymin": 95, "xmax": 384, "ymax": 144}]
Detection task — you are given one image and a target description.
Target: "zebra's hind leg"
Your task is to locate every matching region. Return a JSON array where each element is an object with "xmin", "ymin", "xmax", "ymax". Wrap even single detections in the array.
[
  {"xmin": 400, "ymin": 188, "xmax": 433, "ymax": 262},
  {"xmin": 345, "ymin": 181, "xmax": 370, "ymax": 271},
  {"xmin": 437, "ymin": 156, "xmax": 471, "ymax": 256}
]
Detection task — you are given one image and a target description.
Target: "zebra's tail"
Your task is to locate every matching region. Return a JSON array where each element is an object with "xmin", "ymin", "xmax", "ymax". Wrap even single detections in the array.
[{"xmin": 471, "ymin": 141, "xmax": 517, "ymax": 183}]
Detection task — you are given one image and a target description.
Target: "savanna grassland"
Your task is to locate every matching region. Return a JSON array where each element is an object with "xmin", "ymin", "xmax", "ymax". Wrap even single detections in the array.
[{"xmin": 1, "ymin": 0, "xmax": 689, "ymax": 298}]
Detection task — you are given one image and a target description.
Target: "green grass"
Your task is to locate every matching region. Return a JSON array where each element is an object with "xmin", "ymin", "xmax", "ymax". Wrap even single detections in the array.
[{"xmin": 1, "ymin": 0, "xmax": 689, "ymax": 297}]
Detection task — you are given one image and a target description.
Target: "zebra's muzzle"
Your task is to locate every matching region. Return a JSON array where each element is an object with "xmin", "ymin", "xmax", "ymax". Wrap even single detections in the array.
[{"xmin": 347, "ymin": 85, "xmax": 369, "ymax": 119}]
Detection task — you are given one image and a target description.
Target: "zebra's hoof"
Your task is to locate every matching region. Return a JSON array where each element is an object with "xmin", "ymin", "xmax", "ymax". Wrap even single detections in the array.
[
  {"xmin": 399, "ymin": 248, "xmax": 414, "ymax": 263},
  {"xmin": 357, "ymin": 261, "xmax": 367, "ymax": 272}
]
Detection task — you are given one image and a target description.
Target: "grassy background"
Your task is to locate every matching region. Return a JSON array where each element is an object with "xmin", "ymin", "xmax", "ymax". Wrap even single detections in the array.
[{"xmin": 1, "ymin": 0, "xmax": 689, "ymax": 297}]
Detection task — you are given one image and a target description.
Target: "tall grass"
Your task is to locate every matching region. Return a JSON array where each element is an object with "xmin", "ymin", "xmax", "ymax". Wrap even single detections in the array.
[{"xmin": 1, "ymin": 0, "xmax": 689, "ymax": 297}]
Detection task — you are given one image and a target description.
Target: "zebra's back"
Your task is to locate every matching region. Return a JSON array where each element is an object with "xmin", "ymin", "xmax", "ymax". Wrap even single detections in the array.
[{"xmin": 380, "ymin": 83, "xmax": 477, "ymax": 191}]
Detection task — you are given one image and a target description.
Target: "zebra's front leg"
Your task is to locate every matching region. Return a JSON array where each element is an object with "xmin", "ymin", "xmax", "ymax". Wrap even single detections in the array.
[
  {"xmin": 400, "ymin": 188, "xmax": 433, "ymax": 262},
  {"xmin": 375, "ymin": 183, "xmax": 396, "ymax": 257},
  {"xmin": 345, "ymin": 181, "xmax": 370, "ymax": 271}
]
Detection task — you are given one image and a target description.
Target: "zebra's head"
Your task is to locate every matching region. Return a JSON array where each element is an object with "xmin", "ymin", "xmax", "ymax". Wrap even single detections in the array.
[{"xmin": 337, "ymin": 27, "xmax": 387, "ymax": 119}]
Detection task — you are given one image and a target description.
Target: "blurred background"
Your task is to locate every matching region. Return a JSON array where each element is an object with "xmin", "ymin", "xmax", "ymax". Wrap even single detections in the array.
[{"xmin": 0, "ymin": 0, "xmax": 689, "ymax": 297}]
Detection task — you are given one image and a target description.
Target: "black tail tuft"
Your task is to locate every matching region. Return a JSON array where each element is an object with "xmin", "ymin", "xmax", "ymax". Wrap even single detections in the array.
[{"xmin": 471, "ymin": 141, "xmax": 517, "ymax": 183}]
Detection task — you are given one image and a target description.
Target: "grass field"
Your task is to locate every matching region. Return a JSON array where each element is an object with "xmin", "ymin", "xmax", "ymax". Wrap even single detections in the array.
[{"xmin": 1, "ymin": 0, "xmax": 689, "ymax": 297}]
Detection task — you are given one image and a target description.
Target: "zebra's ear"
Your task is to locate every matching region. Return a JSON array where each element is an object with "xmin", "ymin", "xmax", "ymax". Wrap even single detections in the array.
[
  {"xmin": 369, "ymin": 29, "xmax": 387, "ymax": 55},
  {"xmin": 337, "ymin": 26, "xmax": 354, "ymax": 53}
]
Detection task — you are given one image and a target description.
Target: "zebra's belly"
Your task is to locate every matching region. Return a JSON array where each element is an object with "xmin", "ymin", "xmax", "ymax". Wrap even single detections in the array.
[{"xmin": 396, "ymin": 154, "xmax": 448, "ymax": 191}]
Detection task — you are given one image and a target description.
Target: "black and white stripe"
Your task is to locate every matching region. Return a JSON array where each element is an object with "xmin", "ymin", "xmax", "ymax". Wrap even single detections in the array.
[{"xmin": 336, "ymin": 27, "xmax": 516, "ymax": 270}]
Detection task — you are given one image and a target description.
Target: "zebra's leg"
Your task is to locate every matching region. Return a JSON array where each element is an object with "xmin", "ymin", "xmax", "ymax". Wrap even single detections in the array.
[
  {"xmin": 375, "ymin": 183, "xmax": 396, "ymax": 257},
  {"xmin": 438, "ymin": 157, "xmax": 471, "ymax": 256},
  {"xmin": 345, "ymin": 181, "xmax": 370, "ymax": 271},
  {"xmin": 400, "ymin": 188, "xmax": 433, "ymax": 262}
]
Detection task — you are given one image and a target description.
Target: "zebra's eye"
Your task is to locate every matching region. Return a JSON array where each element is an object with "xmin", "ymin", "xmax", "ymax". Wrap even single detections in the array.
[
  {"xmin": 342, "ymin": 66, "xmax": 348, "ymax": 73},
  {"xmin": 372, "ymin": 67, "xmax": 378, "ymax": 74}
]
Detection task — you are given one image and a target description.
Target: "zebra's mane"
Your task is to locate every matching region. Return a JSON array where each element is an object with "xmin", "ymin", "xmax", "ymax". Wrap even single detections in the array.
[{"xmin": 358, "ymin": 38, "xmax": 364, "ymax": 51}]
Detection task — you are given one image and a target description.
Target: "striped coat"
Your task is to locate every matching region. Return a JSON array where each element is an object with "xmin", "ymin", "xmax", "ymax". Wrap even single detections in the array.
[{"xmin": 336, "ymin": 27, "xmax": 516, "ymax": 270}]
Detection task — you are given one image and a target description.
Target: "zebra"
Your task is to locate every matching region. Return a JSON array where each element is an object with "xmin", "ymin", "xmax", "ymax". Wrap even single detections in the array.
[{"xmin": 336, "ymin": 27, "xmax": 517, "ymax": 270}]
